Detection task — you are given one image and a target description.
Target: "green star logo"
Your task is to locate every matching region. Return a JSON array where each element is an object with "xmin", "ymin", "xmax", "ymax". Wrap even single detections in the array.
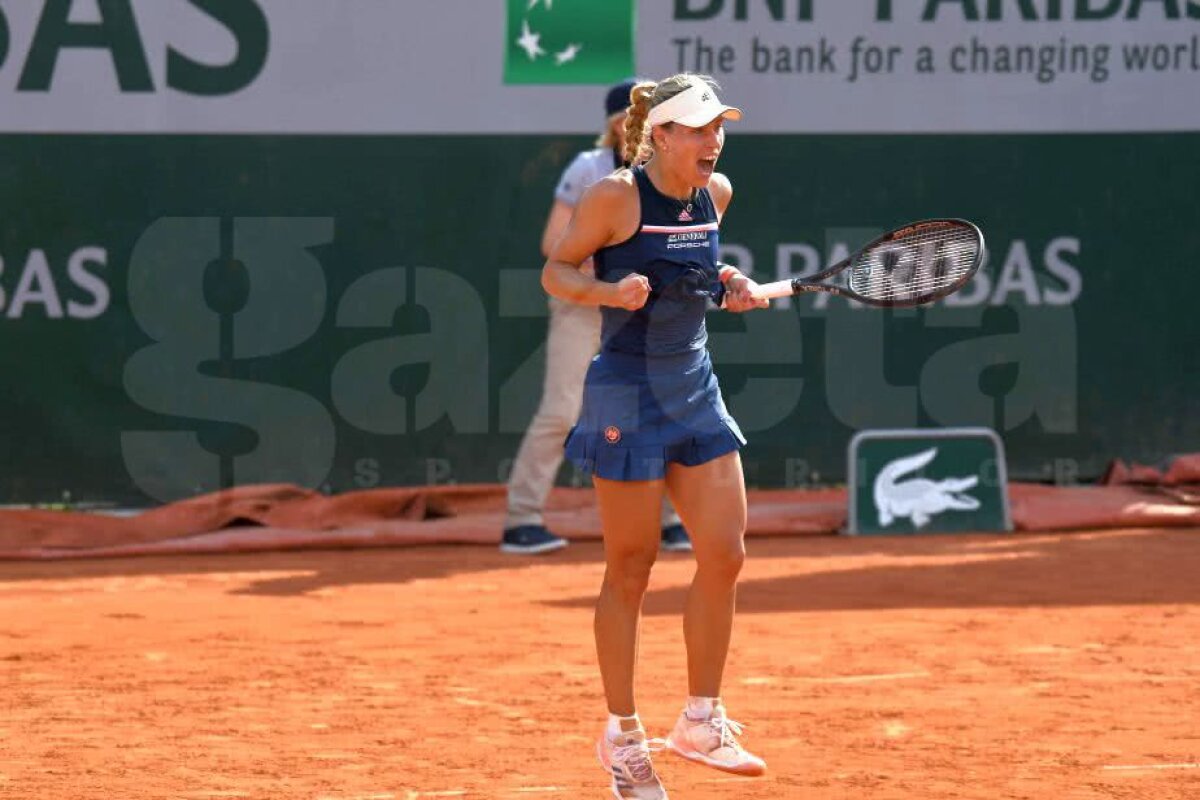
[{"xmin": 504, "ymin": 0, "xmax": 635, "ymax": 85}]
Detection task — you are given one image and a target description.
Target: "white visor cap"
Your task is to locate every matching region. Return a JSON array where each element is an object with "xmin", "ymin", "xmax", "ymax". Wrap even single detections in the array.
[{"xmin": 645, "ymin": 82, "xmax": 743, "ymax": 128}]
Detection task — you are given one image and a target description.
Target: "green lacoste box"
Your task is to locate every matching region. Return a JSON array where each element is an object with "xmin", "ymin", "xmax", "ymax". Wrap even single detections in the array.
[{"xmin": 846, "ymin": 428, "xmax": 1012, "ymax": 535}]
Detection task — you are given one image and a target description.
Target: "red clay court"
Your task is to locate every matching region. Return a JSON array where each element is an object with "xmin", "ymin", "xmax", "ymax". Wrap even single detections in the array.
[{"xmin": 3, "ymin": 515, "xmax": 1198, "ymax": 799}]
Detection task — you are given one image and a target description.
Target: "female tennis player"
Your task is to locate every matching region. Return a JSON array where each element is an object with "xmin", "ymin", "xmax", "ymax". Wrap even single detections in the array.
[{"xmin": 541, "ymin": 73, "xmax": 769, "ymax": 799}]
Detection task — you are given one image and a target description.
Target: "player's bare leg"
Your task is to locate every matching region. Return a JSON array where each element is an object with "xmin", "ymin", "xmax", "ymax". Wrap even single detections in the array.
[{"xmin": 662, "ymin": 451, "xmax": 766, "ymax": 776}]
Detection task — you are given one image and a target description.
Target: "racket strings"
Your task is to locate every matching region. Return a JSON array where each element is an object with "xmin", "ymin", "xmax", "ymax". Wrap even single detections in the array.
[
  {"xmin": 856, "ymin": 248, "xmax": 974, "ymax": 287},
  {"xmin": 849, "ymin": 230, "xmax": 979, "ymax": 301},
  {"xmin": 854, "ymin": 265, "xmax": 973, "ymax": 300}
]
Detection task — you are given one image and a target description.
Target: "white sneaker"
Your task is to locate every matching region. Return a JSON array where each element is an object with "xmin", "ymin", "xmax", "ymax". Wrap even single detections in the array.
[
  {"xmin": 596, "ymin": 726, "xmax": 669, "ymax": 799},
  {"xmin": 665, "ymin": 703, "xmax": 766, "ymax": 776}
]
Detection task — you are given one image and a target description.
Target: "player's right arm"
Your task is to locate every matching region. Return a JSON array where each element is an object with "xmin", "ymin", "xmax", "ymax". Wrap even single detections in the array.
[
  {"xmin": 541, "ymin": 176, "xmax": 649, "ymax": 310},
  {"xmin": 539, "ymin": 200, "xmax": 575, "ymax": 259},
  {"xmin": 540, "ymin": 152, "xmax": 591, "ymax": 258}
]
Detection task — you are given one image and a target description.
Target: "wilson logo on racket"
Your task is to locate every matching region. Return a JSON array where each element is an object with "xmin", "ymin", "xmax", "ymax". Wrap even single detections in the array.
[
  {"xmin": 890, "ymin": 220, "xmax": 953, "ymax": 240},
  {"xmin": 604, "ymin": 426, "xmax": 622, "ymax": 444}
]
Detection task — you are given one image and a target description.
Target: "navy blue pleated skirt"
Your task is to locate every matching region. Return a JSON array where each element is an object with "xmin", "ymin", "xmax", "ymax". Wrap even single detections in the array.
[{"xmin": 564, "ymin": 348, "xmax": 746, "ymax": 481}]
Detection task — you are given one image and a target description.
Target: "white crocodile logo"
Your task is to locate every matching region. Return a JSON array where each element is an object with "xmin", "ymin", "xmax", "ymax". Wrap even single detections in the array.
[{"xmin": 874, "ymin": 447, "xmax": 980, "ymax": 528}]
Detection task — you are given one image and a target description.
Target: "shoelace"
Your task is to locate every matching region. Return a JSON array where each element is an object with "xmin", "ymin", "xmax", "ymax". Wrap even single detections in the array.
[
  {"xmin": 706, "ymin": 715, "xmax": 746, "ymax": 753},
  {"xmin": 611, "ymin": 738, "xmax": 665, "ymax": 784}
]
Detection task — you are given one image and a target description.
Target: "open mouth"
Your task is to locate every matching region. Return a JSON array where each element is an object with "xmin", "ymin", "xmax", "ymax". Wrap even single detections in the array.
[{"xmin": 698, "ymin": 156, "xmax": 718, "ymax": 176}]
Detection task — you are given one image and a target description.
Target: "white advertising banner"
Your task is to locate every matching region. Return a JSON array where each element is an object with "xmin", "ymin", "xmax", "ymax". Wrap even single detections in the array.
[{"xmin": 0, "ymin": 0, "xmax": 1196, "ymax": 134}]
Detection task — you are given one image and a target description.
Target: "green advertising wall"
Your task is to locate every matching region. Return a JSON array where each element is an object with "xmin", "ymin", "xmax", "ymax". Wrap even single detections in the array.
[{"xmin": 1, "ymin": 133, "xmax": 1196, "ymax": 505}]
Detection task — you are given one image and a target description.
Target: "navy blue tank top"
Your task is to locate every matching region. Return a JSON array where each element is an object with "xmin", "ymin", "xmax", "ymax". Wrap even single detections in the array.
[{"xmin": 593, "ymin": 166, "xmax": 724, "ymax": 356}]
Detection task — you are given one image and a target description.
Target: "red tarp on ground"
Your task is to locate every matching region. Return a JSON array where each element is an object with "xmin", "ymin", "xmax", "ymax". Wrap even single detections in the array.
[
  {"xmin": 1101, "ymin": 452, "xmax": 1200, "ymax": 487},
  {"xmin": 0, "ymin": 454, "xmax": 1197, "ymax": 560}
]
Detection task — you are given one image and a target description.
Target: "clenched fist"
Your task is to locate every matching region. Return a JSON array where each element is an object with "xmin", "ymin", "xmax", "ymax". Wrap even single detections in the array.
[{"xmin": 608, "ymin": 273, "xmax": 651, "ymax": 310}]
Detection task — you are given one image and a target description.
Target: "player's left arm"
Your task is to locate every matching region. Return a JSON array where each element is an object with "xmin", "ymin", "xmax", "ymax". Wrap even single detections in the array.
[
  {"xmin": 709, "ymin": 171, "xmax": 732, "ymax": 221},
  {"xmin": 709, "ymin": 173, "xmax": 767, "ymax": 312}
]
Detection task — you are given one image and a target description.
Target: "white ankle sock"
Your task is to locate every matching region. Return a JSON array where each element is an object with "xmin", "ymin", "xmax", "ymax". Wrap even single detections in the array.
[
  {"xmin": 685, "ymin": 696, "xmax": 720, "ymax": 721},
  {"xmin": 607, "ymin": 712, "xmax": 641, "ymax": 740}
]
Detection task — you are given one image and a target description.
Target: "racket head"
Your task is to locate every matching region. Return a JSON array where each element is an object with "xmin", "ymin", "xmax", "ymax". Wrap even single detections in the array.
[{"xmin": 844, "ymin": 218, "xmax": 984, "ymax": 307}]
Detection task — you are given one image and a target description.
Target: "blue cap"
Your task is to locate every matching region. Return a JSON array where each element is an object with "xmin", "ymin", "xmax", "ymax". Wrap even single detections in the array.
[{"xmin": 605, "ymin": 79, "xmax": 637, "ymax": 117}]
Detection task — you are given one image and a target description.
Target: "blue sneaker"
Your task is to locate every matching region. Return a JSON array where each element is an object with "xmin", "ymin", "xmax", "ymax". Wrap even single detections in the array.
[
  {"xmin": 660, "ymin": 523, "xmax": 692, "ymax": 552},
  {"xmin": 500, "ymin": 524, "xmax": 569, "ymax": 555}
]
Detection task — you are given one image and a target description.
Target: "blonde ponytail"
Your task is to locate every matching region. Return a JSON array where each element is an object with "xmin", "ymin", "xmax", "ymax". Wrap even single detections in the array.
[{"xmin": 622, "ymin": 81, "xmax": 657, "ymax": 165}]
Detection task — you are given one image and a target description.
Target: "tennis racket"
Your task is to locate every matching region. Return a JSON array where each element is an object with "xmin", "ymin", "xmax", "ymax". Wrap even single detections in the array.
[{"xmin": 744, "ymin": 218, "xmax": 984, "ymax": 308}]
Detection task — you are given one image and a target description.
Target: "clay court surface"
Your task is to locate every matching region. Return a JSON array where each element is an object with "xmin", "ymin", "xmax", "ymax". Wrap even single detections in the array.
[{"xmin": 3, "ymin": 528, "xmax": 1198, "ymax": 800}]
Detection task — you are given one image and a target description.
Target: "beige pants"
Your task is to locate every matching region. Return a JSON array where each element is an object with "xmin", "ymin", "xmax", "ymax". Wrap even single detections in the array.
[{"xmin": 505, "ymin": 298, "xmax": 681, "ymax": 530}]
